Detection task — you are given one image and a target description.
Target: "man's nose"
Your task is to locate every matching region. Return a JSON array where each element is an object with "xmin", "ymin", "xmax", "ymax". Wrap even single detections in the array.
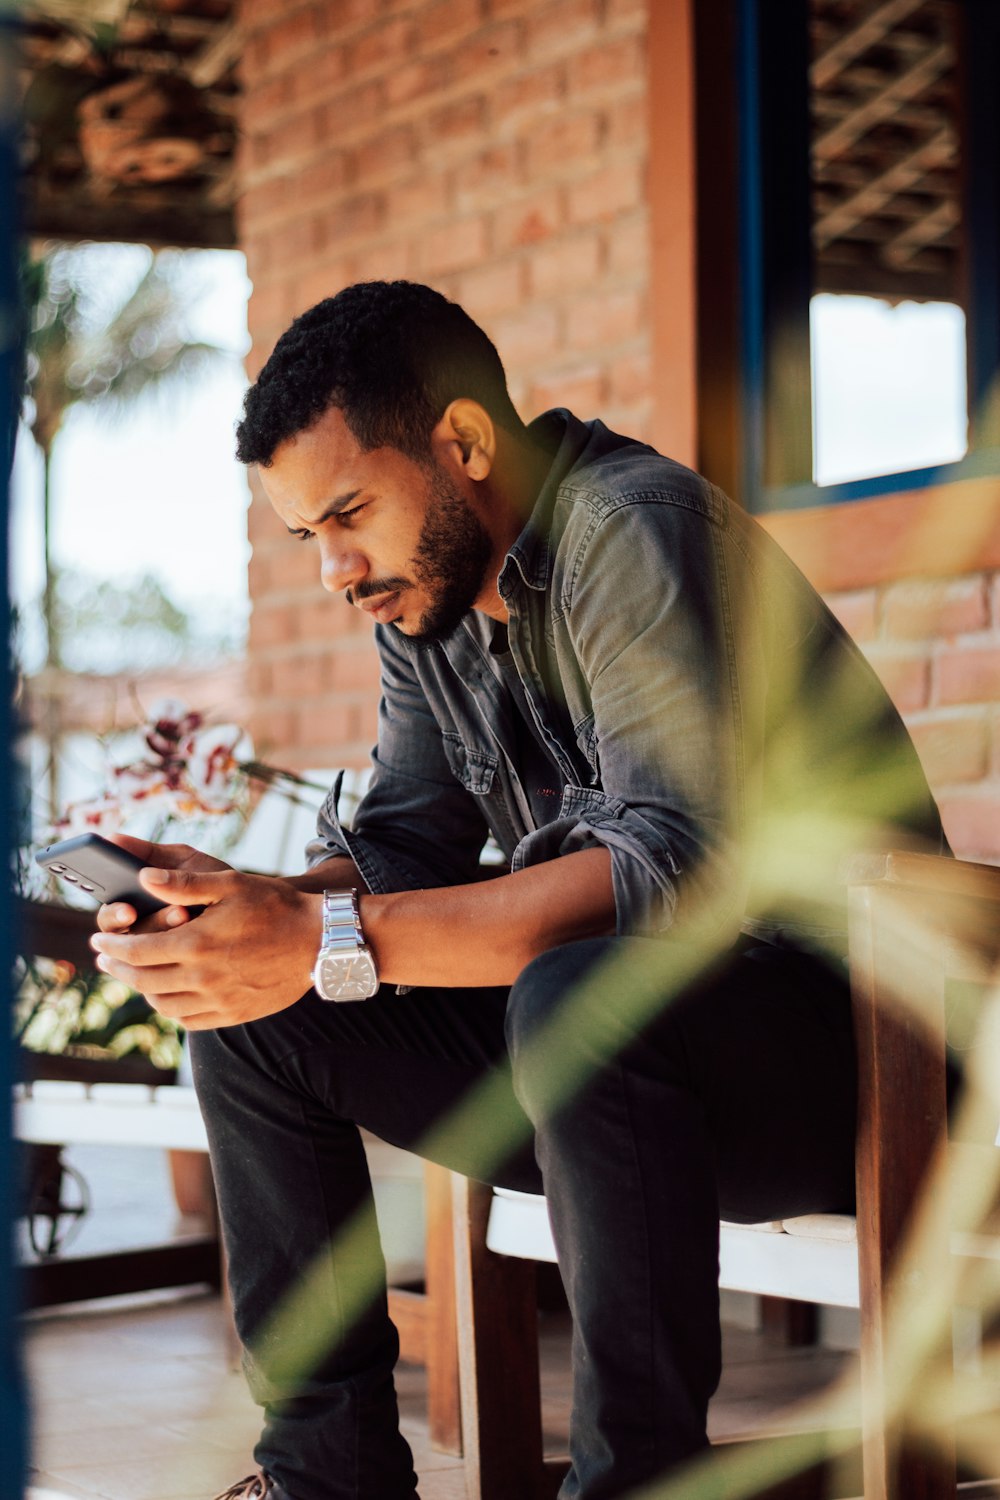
[{"xmin": 319, "ymin": 539, "xmax": 366, "ymax": 595}]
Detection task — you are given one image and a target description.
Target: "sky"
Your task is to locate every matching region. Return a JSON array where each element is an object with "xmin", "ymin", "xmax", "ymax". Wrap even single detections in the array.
[
  {"xmin": 9, "ymin": 249, "xmax": 970, "ymax": 675},
  {"xmin": 10, "ymin": 246, "xmax": 253, "ymax": 672}
]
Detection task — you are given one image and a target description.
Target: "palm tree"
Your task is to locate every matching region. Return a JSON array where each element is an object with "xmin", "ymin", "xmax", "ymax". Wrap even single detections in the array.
[
  {"xmin": 19, "ymin": 244, "xmax": 234, "ymax": 813},
  {"xmin": 21, "ymin": 244, "xmax": 229, "ymax": 671}
]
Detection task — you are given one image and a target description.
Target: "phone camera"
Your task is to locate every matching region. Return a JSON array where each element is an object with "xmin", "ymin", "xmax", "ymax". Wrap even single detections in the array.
[
  {"xmin": 62, "ymin": 872, "xmax": 79, "ymax": 882},
  {"xmin": 49, "ymin": 863, "xmax": 66, "ymax": 873},
  {"xmin": 79, "ymin": 882, "xmax": 95, "ymax": 892}
]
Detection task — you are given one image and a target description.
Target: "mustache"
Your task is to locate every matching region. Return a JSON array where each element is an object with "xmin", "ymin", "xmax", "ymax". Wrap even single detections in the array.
[{"xmin": 346, "ymin": 577, "xmax": 412, "ymax": 606}]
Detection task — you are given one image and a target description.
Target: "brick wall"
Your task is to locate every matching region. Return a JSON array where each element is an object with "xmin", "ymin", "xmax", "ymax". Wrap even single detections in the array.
[
  {"xmin": 237, "ymin": 0, "xmax": 650, "ymax": 770},
  {"xmin": 825, "ymin": 571, "xmax": 1000, "ymax": 863}
]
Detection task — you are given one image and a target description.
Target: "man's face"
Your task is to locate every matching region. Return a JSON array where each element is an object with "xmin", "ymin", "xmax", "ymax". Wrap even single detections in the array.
[{"xmin": 259, "ymin": 405, "xmax": 496, "ymax": 643}]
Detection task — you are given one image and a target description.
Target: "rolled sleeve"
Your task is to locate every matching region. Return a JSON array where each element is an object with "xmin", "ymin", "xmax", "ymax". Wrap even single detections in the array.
[{"xmin": 538, "ymin": 493, "xmax": 765, "ymax": 936}]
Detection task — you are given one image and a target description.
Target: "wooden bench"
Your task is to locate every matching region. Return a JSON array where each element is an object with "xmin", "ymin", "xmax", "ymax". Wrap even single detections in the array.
[{"xmin": 452, "ymin": 852, "xmax": 1000, "ymax": 1500}]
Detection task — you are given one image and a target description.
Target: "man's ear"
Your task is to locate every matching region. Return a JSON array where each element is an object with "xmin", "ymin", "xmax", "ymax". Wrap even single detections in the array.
[{"xmin": 436, "ymin": 399, "xmax": 496, "ymax": 482}]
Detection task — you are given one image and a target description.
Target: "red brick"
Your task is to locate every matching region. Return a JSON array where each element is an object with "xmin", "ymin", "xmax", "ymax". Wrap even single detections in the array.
[
  {"xmin": 425, "ymin": 96, "xmax": 488, "ymax": 155},
  {"xmin": 331, "ymin": 646, "xmax": 381, "ymax": 692},
  {"xmin": 487, "ymin": 0, "xmax": 535, "ymax": 16},
  {"xmin": 266, "ymin": 7, "xmax": 322, "ymax": 71},
  {"xmin": 251, "ymin": 707, "xmax": 298, "ymax": 760},
  {"xmin": 606, "ymin": 211, "xmax": 648, "ymax": 274},
  {"xmin": 824, "ymin": 588, "xmax": 879, "ymax": 644},
  {"xmin": 249, "ymin": 74, "xmax": 294, "ymax": 127},
  {"xmin": 266, "ymin": 544, "xmax": 322, "ymax": 593},
  {"xmin": 493, "ymin": 187, "xmax": 564, "ymax": 251},
  {"xmin": 258, "ymin": 107, "xmax": 325, "ymax": 170},
  {"xmin": 293, "ymin": 264, "xmax": 352, "ymax": 315},
  {"xmin": 606, "ymin": 92, "xmax": 646, "ymax": 150},
  {"xmin": 568, "ymin": 160, "xmax": 644, "ymax": 224},
  {"xmin": 608, "ymin": 348, "xmax": 652, "ymax": 409},
  {"xmin": 527, "ymin": 0, "xmax": 601, "ymax": 58},
  {"xmin": 457, "ymin": 259, "xmax": 525, "ymax": 319},
  {"xmin": 384, "ymin": 55, "xmax": 451, "ymax": 107},
  {"xmin": 250, "ymin": 606, "xmax": 299, "ymax": 650},
  {"xmin": 316, "ymin": 0, "xmax": 381, "ymax": 37},
  {"xmin": 348, "ymin": 17, "xmax": 415, "ymax": 75},
  {"xmin": 316, "ymin": 0, "xmax": 383, "ymax": 35},
  {"xmin": 490, "ymin": 306, "xmax": 560, "ymax": 367},
  {"xmin": 317, "ymin": 193, "xmax": 385, "ymax": 249},
  {"xmin": 526, "ymin": 110, "xmax": 603, "ymax": 179},
  {"xmin": 275, "ymin": 653, "xmax": 331, "ymax": 700},
  {"xmin": 297, "ymin": 154, "xmax": 351, "ymax": 203},
  {"xmin": 528, "ymin": 231, "xmax": 602, "ymax": 297},
  {"xmin": 270, "ymin": 215, "xmax": 322, "ymax": 266},
  {"xmin": 292, "ymin": 43, "xmax": 349, "ymax": 101},
  {"xmin": 882, "ymin": 577, "xmax": 989, "ymax": 642},
  {"xmin": 417, "ymin": 215, "xmax": 490, "ymax": 276},
  {"xmin": 449, "ymin": 20, "xmax": 523, "ymax": 82},
  {"xmin": 606, "ymin": 0, "xmax": 647, "ymax": 18},
  {"xmin": 321, "ymin": 81, "xmax": 386, "ymax": 140},
  {"xmin": 936, "ymin": 646, "xmax": 1000, "ymax": 706},
  {"xmin": 346, "ymin": 240, "xmax": 417, "ymax": 284},
  {"xmin": 568, "ymin": 35, "xmax": 644, "ymax": 96},
  {"xmin": 420, "ymin": 0, "xmax": 483, "ymax": 48},
  {"xmin": 937, "ymin": 792, "xmax": 1000, "ymax": 860},
  {"xmin": 354, "ymin": 124, "xmax": 418, "ymax": 184},
  {"xmin": 567, "ymin": 288, "xmax": 644, "ymax": 350},
  {"xmin": 529, "ymin": 365, "xmax": 604, "ymax": 416},
  {"xmin": 862, "ymin": 647, "xmax": 930, "ymax": 713},
  {"xmin": 908, "ymin": 715, "xmax": 990, "ymax": 787},
  {"xmin": 452, "ymin": 144, "xmax": 522, "ymax": 213},
  {"xmin": 296, "ymin": 700, "xmax": 356, "ymax": 750},
  {"xmin": 386, "ymin": 171, "xmax": 451, "ymax": 225},
  {"xmin": 492, "ymin": 63, "xmax": 566, "ymax": 131}
]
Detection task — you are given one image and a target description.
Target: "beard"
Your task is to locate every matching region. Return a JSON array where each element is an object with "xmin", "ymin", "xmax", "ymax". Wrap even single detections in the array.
[{"xmin": 404, "ymin": 464, "xmax": 495, "ymax": 644}]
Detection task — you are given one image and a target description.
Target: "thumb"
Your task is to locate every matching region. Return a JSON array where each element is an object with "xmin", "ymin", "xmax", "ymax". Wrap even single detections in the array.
[{"xmin": 140, "ymin": 866, "xmax": 227, "ymax": 906}]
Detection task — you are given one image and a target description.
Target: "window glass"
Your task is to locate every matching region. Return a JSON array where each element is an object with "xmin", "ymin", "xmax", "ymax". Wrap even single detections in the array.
[{"xmin": 808, "ymin": 0, "xmax": 967, "ymax": 486}]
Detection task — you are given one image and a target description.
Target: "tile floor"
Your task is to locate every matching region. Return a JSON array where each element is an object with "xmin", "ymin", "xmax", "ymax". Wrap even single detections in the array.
[{"xmin": 20, "ymin": 1143, "xmax": 859, "ymax": 1500}]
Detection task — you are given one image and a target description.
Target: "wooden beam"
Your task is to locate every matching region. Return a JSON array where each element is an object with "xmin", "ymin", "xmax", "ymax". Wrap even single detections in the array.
[
  {"xmin": 814, "ymin": 127, "xmax": 954, "ymax": 249},
  {"xmin": 814, "ymin": 44, "xmax": 953, "ymax": 165},
  {"xmin": 811, "ymin": 0, "xmax": 930, "ymax": 90}
]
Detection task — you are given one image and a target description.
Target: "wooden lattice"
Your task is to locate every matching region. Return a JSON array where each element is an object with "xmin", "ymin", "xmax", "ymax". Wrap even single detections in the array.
[
  {"xmin": 810, "ymin": 0, "xmax": 961, "ymax": 302},
  {"xmin": 18, "ymin": 0, "xmax": 239, "ymax": 248}
]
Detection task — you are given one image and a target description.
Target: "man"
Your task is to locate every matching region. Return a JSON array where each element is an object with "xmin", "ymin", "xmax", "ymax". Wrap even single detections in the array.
[{"xmin": 93, "ymin": 281, "xmax": 945, "ymax": 1500}]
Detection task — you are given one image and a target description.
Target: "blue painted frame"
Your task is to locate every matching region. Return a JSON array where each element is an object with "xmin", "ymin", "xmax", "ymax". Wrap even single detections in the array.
[
  {"xmin": 736, "ymin": 0, "xmax": 1000, "ymax": 515},
  {"xmin": 1, "ymin": 11, "xmax": 29, "ymax": 1496}
]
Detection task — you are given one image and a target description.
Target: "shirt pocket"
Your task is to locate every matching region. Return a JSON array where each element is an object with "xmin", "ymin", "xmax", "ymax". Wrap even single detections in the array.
[{"xmin": 441, "ymin": 732, "xmax": 499, "ymax": 796}]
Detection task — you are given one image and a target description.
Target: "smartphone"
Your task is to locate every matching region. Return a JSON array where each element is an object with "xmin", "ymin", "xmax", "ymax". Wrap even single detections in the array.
[{"xmin": 35, "ymin": 833, "xmax": 168, "ymax": 919}]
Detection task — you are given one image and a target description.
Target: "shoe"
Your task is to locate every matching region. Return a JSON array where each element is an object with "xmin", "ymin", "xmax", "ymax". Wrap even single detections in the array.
[{"xmin": 213, "ymin": 1473, "xmax": 288, "ymax": 1500}]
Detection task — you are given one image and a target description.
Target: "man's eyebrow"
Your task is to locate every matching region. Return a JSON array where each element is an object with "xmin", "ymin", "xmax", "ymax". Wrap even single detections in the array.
[{"xmin": 285, "ymin": 490, "xmax": 362, "ymax": 532}]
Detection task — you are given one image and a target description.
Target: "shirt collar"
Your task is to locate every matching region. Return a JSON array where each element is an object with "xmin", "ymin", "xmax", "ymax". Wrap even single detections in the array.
[{"xmin": 501, "ymin": 408, "xmax": 595, "ymax": 594}]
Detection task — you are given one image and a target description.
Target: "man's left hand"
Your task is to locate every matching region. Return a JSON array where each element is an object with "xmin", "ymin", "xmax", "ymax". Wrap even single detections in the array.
[{"xmin": 90, "ymin": 864, "xmax": 321, "ymax": 1030}]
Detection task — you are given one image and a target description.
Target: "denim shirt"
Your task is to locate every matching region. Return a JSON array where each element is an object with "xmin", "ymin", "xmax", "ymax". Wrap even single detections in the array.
[{"xmin": 306, "ymin": 410, "xmax": 945, "ymax": 945}]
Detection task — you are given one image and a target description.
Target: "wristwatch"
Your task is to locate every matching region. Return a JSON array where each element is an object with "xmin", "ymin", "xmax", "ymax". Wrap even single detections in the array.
[{"xmin": 312, "ymin": 889, "xmax": 379, "ymax": 1001}]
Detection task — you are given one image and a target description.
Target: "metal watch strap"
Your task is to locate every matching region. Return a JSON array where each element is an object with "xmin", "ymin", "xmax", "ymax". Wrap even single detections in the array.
[
  {"xmin": 313, "ymin": 888, "xmax": 379, "ymax": 1001},
  {"xmin": 320, "ymin": 889, "xmax": 365, "ymax": 953}
]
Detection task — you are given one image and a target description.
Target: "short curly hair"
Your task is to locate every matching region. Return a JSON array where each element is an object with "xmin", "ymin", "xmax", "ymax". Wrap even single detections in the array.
[{"xmin": 235, "ymin": 280, "xmax": 522, "ymax": 467}]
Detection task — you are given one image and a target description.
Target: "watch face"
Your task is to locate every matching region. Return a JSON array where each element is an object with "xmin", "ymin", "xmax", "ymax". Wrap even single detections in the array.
[{"xmin": 315, "ymin": 950, "xmax": 379, "ymax": 1002}]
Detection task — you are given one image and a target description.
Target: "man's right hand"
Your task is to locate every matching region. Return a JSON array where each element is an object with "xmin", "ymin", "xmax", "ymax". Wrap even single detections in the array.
[{"xmin": 95, "ymin": 833, "xmax": 231, "ymax": 935}]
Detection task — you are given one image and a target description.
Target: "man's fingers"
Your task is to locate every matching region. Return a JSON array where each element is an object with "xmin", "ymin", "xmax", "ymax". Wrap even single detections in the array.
[
  {"xmin": 96, "ymin": 902, "xmax": 137, "ymax": 933},
  {"xmin": 95, "ymin": 904, "xmax": 191, "ymax": 936},
  {"xmin": 139, "ymin": 866, "xmax": 228, "ymax": 905},
  {"xmin": 94, "ymin": 953, "xmax": 193, "ymax": 994}
]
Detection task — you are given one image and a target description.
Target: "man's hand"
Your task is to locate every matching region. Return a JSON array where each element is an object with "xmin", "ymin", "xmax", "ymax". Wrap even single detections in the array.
[
  {"xmin": 95, "ymin": 833, "xmax": 231, "ymax": 936},
  {"xmin": 91, "ymin": 839, "xmax": 321, "ymax": 1029}
]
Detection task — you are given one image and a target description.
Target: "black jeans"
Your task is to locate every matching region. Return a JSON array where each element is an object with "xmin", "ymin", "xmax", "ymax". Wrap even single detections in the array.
[{"xmin": 190, "ymin": 935, "xmax": 857, "ymax": 1500}]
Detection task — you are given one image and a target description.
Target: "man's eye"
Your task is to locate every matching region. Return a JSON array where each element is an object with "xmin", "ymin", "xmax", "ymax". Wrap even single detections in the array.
[
  {"xmin": 336, "ymin": 502, "xmax": 369, "ymax": 527},
  {"xmin": 293, "ymin": 530, "xmax": 314, "ymax": 543}
]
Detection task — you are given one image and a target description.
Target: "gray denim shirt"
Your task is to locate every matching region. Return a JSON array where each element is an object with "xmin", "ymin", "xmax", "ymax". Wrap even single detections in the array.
[{"xmin": 306, "ymin": 410, "xmax": 944, "ymax": 946}]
